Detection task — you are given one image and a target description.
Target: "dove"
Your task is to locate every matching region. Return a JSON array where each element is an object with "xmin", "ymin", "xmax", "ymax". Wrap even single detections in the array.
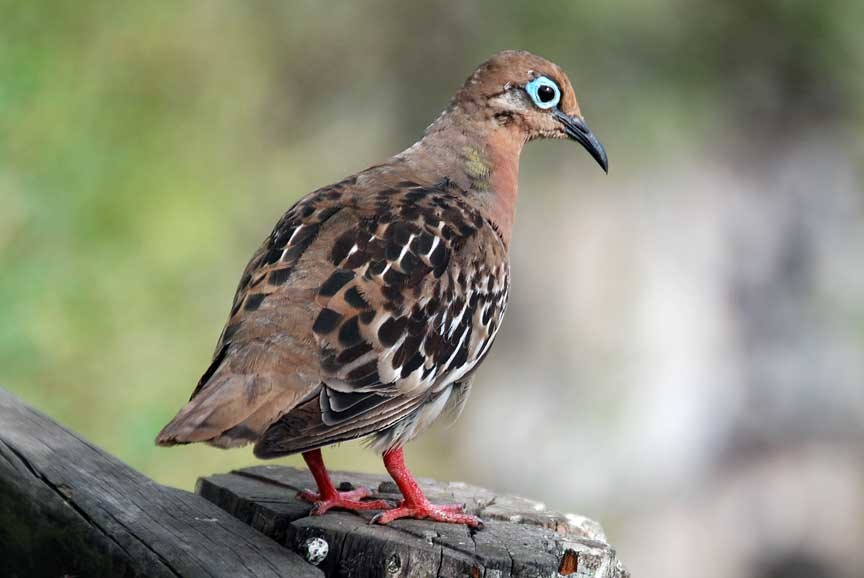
[{"xmin": 157, "ymin": 50, "xmax": 607, "ymax": 527}]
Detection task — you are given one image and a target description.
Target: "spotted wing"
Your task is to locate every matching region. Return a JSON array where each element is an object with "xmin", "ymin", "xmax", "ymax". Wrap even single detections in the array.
[{"xmin": 258, "ymin": 181, "xmax": 510, "ymax": 453}]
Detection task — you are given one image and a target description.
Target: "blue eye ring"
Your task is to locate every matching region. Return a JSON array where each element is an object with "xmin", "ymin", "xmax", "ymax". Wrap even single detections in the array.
[{"xmin": 525, "ymin": 76, "xmax": 561, "ymax": 110}]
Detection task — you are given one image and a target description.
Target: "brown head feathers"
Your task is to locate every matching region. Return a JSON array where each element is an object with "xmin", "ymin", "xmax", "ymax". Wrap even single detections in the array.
[{"xmin": 431, "ymin": 50, "xmax": 583, "ymax": 142}]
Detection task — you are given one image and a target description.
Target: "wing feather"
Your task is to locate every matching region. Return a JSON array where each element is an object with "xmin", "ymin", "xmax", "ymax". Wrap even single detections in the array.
[{"xmin": 256, "ymin": 178, "xmax": 511, "ymax": 454}]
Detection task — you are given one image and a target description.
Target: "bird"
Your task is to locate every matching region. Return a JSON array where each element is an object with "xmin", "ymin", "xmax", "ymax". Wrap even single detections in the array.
[{"xmin": 156, "ymin": 50, "xmax": 607, "ymax": 528}]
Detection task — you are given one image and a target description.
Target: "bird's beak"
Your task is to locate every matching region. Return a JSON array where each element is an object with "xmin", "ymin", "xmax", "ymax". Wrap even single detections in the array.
[{"xmin": 553, "ymin": 111, "xmax": 608, "ymax": 173}]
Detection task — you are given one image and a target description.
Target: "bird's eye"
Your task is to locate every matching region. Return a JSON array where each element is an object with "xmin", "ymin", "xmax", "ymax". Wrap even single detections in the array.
[{"xmin": 525, "ymin": 76, "xmax": 561, "ymax": 110}]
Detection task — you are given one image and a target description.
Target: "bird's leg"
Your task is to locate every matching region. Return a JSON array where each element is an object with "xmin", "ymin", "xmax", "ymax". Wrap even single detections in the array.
[
  {"xmin": 370, "ymin": 447, "xmax": 483, "ymax": 528},
  {"xmin": 297, "ymin": 449, "xmax": 391, "ymax": 514}
]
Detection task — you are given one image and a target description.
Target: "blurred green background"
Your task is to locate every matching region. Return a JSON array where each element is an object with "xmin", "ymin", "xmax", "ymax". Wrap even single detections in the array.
[{"xmin": 2, "ymin": 2, "xmax": 863, "ymax": 577}]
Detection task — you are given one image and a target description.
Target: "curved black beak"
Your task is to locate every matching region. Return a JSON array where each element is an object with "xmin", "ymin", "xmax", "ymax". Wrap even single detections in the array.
[{"xmin": 553, "ymin": 110, "xmax": 608, "ymax": 173}]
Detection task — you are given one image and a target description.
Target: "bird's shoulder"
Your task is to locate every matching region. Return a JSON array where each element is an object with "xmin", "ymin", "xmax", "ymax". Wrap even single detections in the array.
[{"xmin": 228, "ymin": 172, "xmax": 505, "ymax": 313}]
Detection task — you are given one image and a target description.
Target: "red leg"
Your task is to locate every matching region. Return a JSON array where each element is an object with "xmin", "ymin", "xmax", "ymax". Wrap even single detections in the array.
[
  {"xmin": 370, "ymin": 447, "xmax": 483, "ymax": 528},
  {"xmin": 297, "ymin": 449, "xmax": 391, "ymax": 515}
]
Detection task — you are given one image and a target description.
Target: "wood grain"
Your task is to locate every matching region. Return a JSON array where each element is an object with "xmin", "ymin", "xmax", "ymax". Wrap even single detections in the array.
[{"xmin": 0, "ymin": 387, "xmax": 321, "ymax": 578}]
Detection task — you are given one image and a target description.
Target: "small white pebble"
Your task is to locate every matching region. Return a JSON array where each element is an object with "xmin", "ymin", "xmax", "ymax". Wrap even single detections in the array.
[{"xmin": 303, "ymin": 537, "xmax": 329, "ymax": 565}]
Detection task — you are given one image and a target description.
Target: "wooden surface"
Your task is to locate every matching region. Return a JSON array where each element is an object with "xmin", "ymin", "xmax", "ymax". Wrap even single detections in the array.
[
  {"xmin": 0, "ymin": 385, "xmax": 629, "ymax": 578},
  {"xmin": 0, "ymin": 387, "xmax": 321, "ymax": 578},
  {"xmin": 198, "ymin": 465, "xmax": 630, "ymax": 578}
]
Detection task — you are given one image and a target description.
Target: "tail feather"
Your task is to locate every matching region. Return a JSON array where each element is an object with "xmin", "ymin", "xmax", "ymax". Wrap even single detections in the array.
[
  {"xmin": 155, "ymin": 372, "xmax": 310, "ymax": 448},
  {"xmin": 209, "ymin": 387, "xmax": 307, "ymax": 448}
]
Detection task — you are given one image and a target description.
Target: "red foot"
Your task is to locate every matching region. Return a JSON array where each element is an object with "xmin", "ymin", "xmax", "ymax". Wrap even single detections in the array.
[
  {"xmin": 371, "ymin": 500, "xmax": 483, "ymax": 528},
  {"xmin": 297, "ymin": 486, "xmax": 391, "ymax": 515},
  {"xmin": 373, "ymin": 447, "xmax": 485, "ymax": 528}
]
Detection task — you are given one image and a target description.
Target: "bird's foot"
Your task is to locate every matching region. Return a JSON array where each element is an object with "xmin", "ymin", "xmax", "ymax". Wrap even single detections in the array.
[
  {"xmin": 370, "ymin": 500, "xmax": 483, "ymax": 528},
  {"xmin": 297, "ymin": 486, "xmax": 392, "ymax": 515}
]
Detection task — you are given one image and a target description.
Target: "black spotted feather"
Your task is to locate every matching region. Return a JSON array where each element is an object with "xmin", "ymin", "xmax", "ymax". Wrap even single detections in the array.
[{"xmin": 254, "ymin": 180, "xmax": 510, "ymax": 455}]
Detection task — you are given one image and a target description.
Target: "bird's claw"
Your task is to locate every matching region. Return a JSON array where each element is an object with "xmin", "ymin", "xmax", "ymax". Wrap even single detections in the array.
[
  {"xmin": 297, "ymin": 486, "xmax": 392, "ymax": 515},
  {"xmin": 370, "ymin": 502, "xmax": 483, "ymax": 528}
]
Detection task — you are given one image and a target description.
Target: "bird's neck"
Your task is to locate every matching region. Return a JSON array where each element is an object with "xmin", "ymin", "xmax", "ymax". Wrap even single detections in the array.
[{"xmin": 400, "ymin": 111, "xmax": 525, "ymax": 247}]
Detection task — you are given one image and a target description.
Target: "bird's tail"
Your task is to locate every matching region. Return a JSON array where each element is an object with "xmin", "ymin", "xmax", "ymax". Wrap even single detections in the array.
[{"xmin": 155, "ymin": 371, "xmax": 309, "ymax": 449}]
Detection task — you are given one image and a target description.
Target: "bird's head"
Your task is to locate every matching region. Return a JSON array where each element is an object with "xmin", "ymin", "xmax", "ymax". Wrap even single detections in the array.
[{"xmin": 448, "ymin": 50, "xmax": 608, "ymax": 173}]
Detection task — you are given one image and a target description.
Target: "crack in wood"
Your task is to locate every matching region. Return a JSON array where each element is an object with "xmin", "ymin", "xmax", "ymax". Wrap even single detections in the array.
[{"xmin": 4, "ymin": 440, "xmax": 175, "ymax": 577}]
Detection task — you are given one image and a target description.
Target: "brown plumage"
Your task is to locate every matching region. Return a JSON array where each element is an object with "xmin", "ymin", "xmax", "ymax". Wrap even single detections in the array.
[{"xmin": 157, "ymin": 50, "xmax": 607, "ymax": 527}]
